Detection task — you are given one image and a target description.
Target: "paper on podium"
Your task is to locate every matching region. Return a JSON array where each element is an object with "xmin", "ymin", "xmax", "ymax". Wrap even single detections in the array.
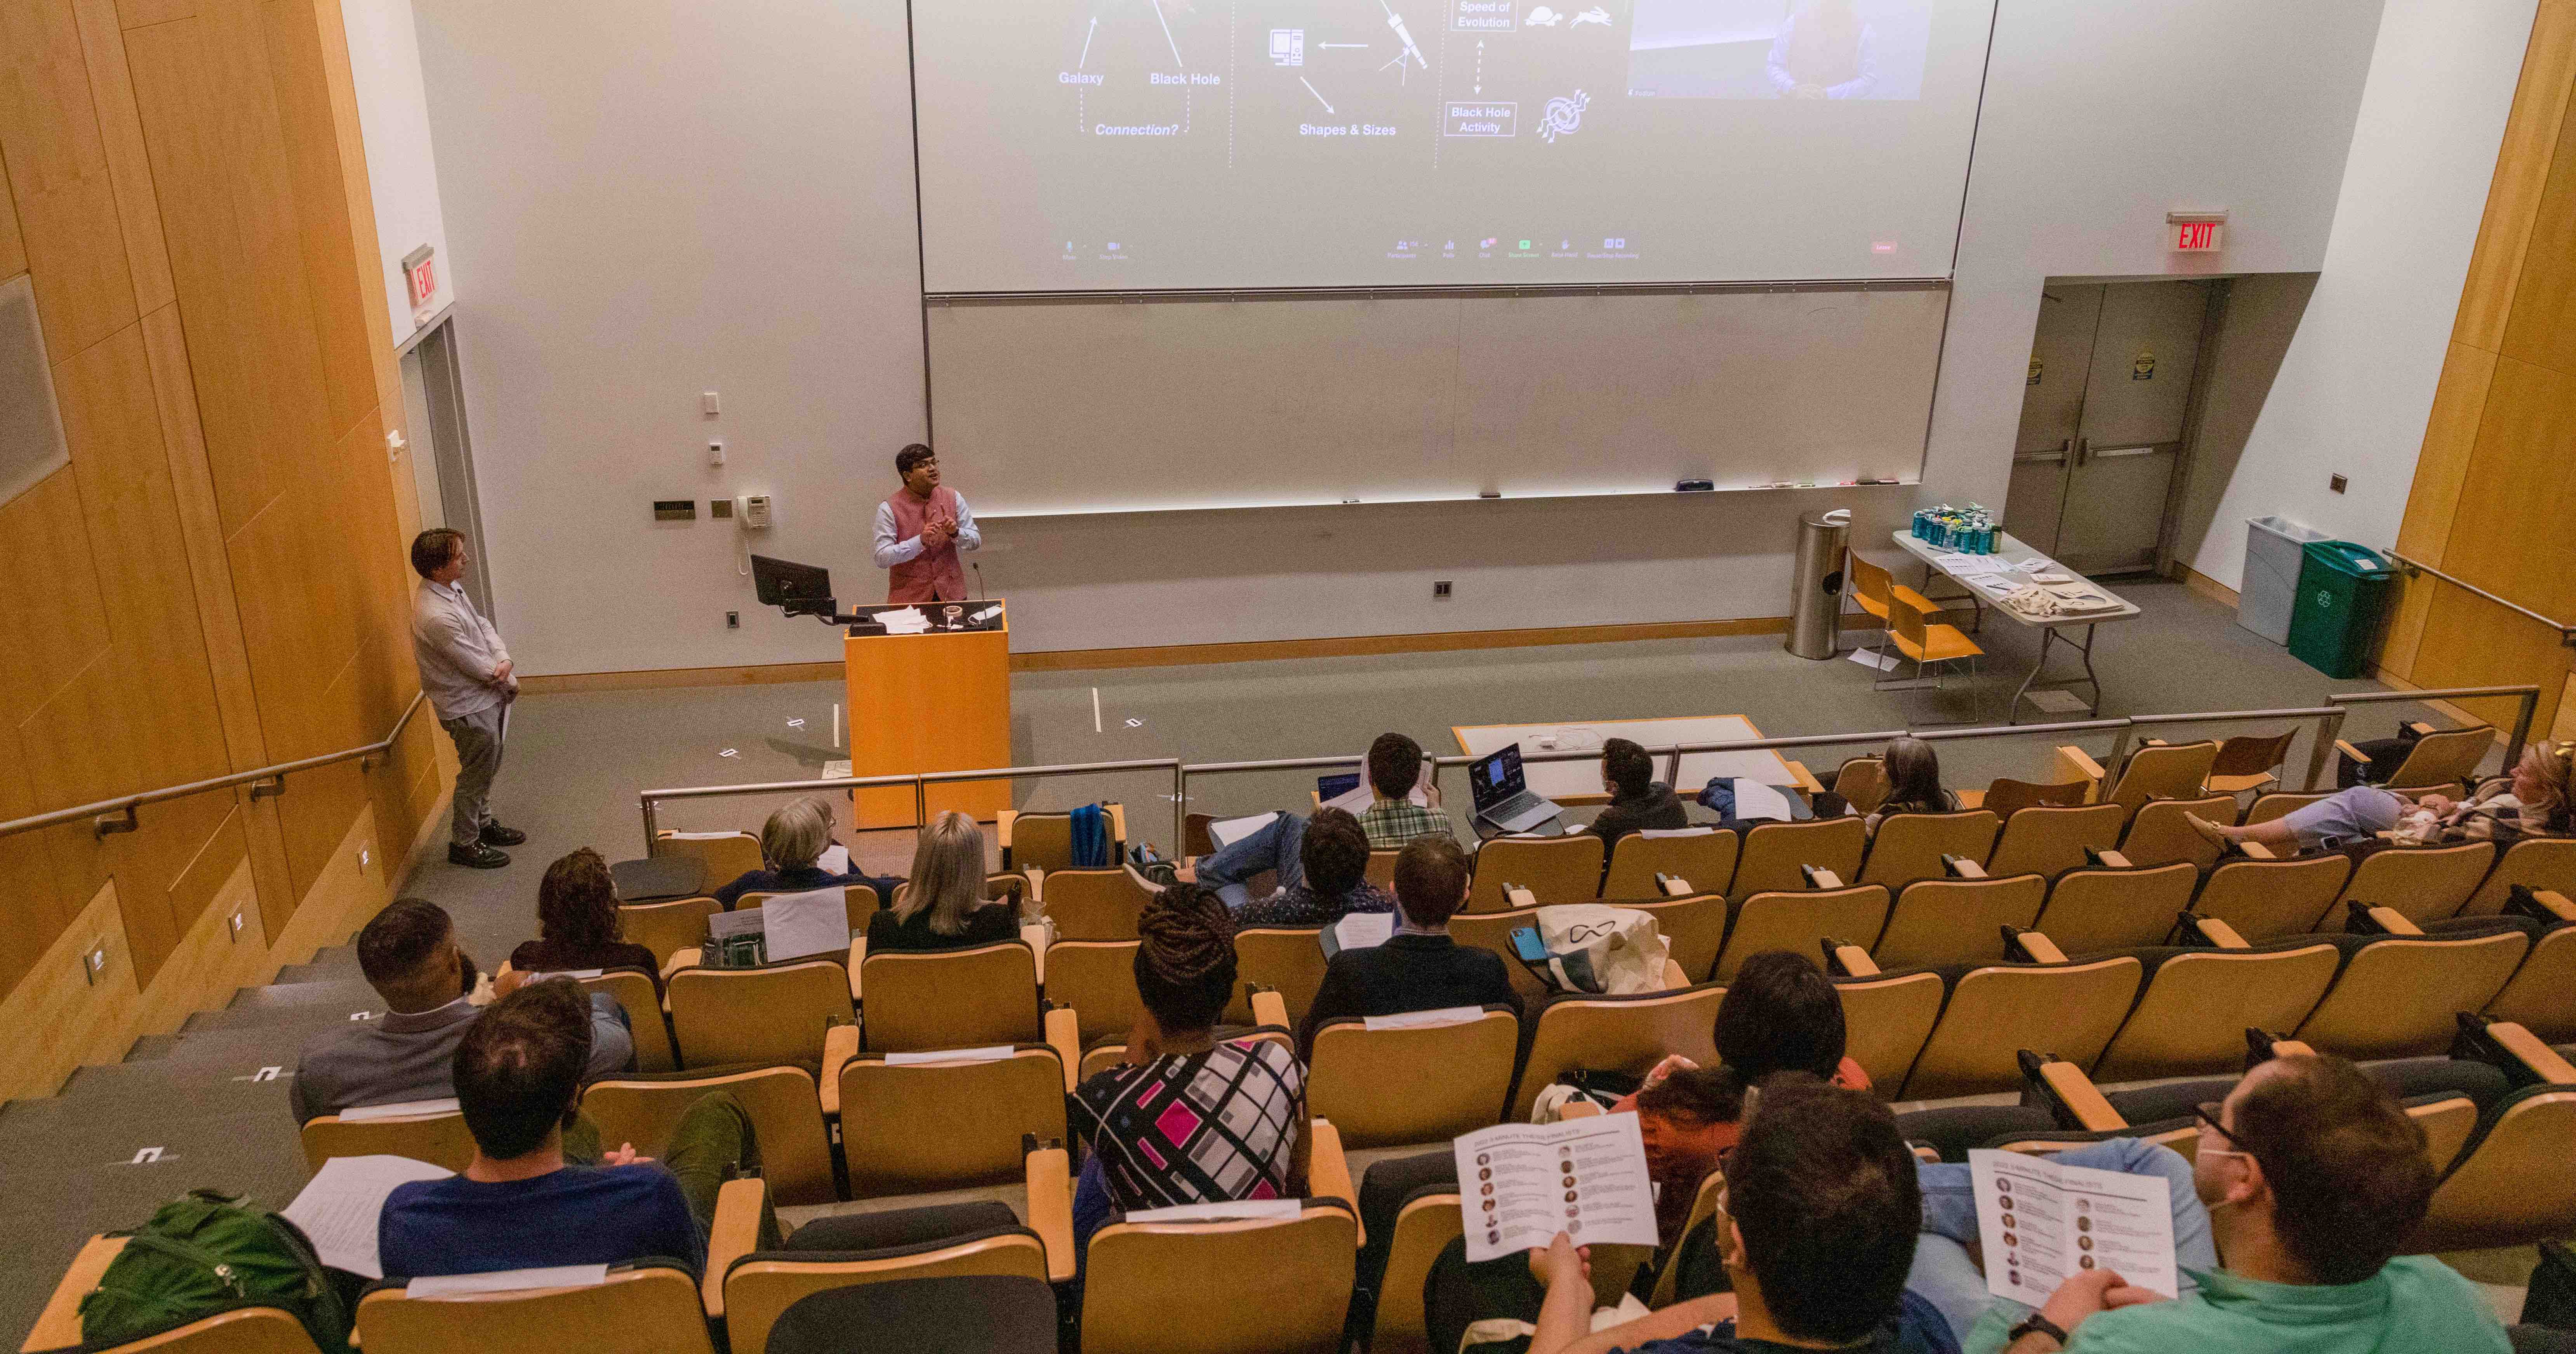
[
  {"xmin": 1454, "ymin": 1114, "xmax": 1659, "ymax": 1262},
  {"xmin": 878, "ymin": 607, "xmax": 931, "ymax": 635},
  {"xmin": 283, "ymin": 1155, "xmax": 454, "ymax": 1278},
  {"xmin": 762, "ymin": 887, "xmax": 852, "ymax": 961},
  {"xmin": 1970, "ymin": 1149, "xmax": 2178, "ymax": 1306}
]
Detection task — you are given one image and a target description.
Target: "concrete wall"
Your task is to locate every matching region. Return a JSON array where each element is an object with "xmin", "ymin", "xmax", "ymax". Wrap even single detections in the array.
[{"xmin": 411, "ymin": 0, "xmax": 2421, "ymax": 669}]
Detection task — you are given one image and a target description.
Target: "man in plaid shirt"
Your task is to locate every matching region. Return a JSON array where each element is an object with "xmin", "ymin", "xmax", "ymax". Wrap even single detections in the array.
[{"xmin": 1189, "ymin": 732, "xmax": 1455, "ymax": 909}]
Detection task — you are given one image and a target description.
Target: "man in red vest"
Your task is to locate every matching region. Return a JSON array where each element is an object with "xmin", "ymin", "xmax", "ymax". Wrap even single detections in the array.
[{"xmin": 869, "ymin": 443, "xmax": 980, "ymax": 602}]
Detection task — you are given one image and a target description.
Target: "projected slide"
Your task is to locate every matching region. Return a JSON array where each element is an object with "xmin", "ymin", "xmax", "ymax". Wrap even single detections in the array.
[{"xmin": 913, "ymin": 0, "xmax": 1992, "ymax": 292}]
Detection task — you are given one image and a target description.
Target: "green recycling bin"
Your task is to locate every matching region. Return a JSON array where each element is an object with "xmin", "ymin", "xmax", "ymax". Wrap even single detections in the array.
[{"xmin": 2287, "ymin": 541, "xmax": 2396, "ymax": 679}]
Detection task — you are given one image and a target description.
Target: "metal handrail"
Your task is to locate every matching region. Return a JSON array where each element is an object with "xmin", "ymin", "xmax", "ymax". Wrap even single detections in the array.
[
  {"xmin": 639, "ymin": 758, "xmax": 1187, "ymax": 854},
  {"xmin": 2124, "ymin": 706, "xmax": 2350, "ymax": 792},
  {"xmin": 2391, "ymin": 555, "xmax": 2576, "ymax": 644},
  {"xmin": 2327, "ymin": 686, "xmax": 2542, "ymax": 776},
  {"xmin": 0, "ymin": 692, "xmax": 428, "ymax": 842}
]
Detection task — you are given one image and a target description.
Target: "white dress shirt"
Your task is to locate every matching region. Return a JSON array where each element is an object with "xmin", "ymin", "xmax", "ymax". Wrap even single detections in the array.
[{"xmin": 870, "ymin": 493, "xmax": 982, "ymax": 568}]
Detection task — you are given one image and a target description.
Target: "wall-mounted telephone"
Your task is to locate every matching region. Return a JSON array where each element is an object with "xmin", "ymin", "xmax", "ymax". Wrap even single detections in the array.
[{"xmin": 736, "ymin": 494, "xmax": 773, "ymax": 529}]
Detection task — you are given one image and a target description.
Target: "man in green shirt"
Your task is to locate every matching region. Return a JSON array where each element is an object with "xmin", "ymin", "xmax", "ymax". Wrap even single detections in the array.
[{"xmin": 1975, "ymin": 1053, "xmax": 2508, "ymax": 1354}]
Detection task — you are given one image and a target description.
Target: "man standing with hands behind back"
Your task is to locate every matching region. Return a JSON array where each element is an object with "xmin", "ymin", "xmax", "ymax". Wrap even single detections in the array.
[
  {"xmin": 871, "ymin": 443, "xmax": 980, "ymax": 603},
  {"xmin": 411, "ymin": 527, "xmax": 524, "ymax": 869}
]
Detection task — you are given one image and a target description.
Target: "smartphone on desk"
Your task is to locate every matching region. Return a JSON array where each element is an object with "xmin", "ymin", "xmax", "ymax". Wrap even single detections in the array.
[{"xmin": 1510, "ymin": 927, "xmax": 1549, "ymax": 963}]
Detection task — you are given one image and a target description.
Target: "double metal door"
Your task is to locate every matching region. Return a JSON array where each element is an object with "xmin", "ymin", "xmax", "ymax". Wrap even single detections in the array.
[{"xmin": 2005, "ymin": 280, "xmax": 2213, "ymax": 574}]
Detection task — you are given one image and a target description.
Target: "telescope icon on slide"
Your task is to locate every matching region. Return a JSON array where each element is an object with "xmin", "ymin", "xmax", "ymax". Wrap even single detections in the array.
[{"xmin": 1377, "ymin": 0, "xmax": 1429, "ymax": 77}]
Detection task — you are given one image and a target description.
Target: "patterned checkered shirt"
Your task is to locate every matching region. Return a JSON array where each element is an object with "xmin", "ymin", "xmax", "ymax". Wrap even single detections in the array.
[
  {"xmin": 1358, "ymin": 798, "xmax": 1454, "ymax": 851},
  {"xmin": 1070, "ymin": 1037, "xmax": 1305, "ymax": 1212}
]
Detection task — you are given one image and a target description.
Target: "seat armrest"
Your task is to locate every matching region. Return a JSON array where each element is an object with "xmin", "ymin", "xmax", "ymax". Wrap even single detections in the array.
[
  {"xmin": 1826, "ymin": 942, "xmax": 1879, "ymax": 977},
  {"xmin": 2034, "ymin": 1059, "xmax": 2125, "ymax": 1133},
  {"xmin": 1943, "ymin": 856, "xmax": 1988, "ymax": 880},
  {"xmin": 2334, "ymin": 740, "xmax": 2372, "ymax": 766},
  {"xmin": 2365, "ymin": 905, "xmax": 2423, "ymax": 936},
  {"xmin": 1306, "ymin": 1119, "xmax": 1363, "ymax": 1248},
  {"xmin": 2091, "ymin": 849, "xmax": 2132, "ymax": 870},
  {"xmin": 2485, "ymin": 1022, "xmax": 2576, "ymax": 1086},
  {"xmin": 1250, "ymin": 987, "xmax": 1291, "ymax": 1030},
  {"xmin": 1107, "ymin": 803, "xmax": 1129, "ymax": 854},
  {"xmin": 996, "ymin": 809, "xmax": 1019, "ymax": 851},
  {"xmin": 1503, "ymin": 885, "xmax": 1539, "ymax": 910},
  {"xmin": 1658, "ymin": 958, "xmax": 1690, "ymax": 992},
  {"xmin": 819, "ymin": 1024, "xmax": 861, "ymax": 1116},
  {"xmin": 661, "ymin": 949, "xmax": 702, "ymax": 982},
  {"xmin": 2192, "ymin": 917, "xmax": 2251, "ymax": 950},
  {"xmin": 704, "ymin": 1178, "xmax": 767, "ymax": 1317},
  {"xmin": 27, "ymin": 1237, "xmax": 125, "ymax": 1352},
  {"xmin": 1560, "ymin": 1100, "xmax": 1605, "ymax": 1119},
  {"xmin": 2527, "ymin": 889, "xmax": 2576, "ymax": 922},
  {"xmin": 2238, "ymin": 841, "xmax": 2278, "ymax": 862},
  {"xmin": 1659, "ymin": 876, "xmax": 1693, "ymax": 898},
  {"xmin": 1045, "ymin": 1004, "xmax": 1082, "ymax": 1093},
  {"xmin": 2052, "ymin": 746, "xmax": 2106, "ymax": 797},
  {"xmin": 846, "ymin": 937, "xmax": 867, "ymax": 1001},
  {"xmin": 1783, "ymin": 760, "xmax": 1824, "ymax": 795},
  {"xmin": 1024, "ymin": 865, "xmax": 1046, "ymax": 904},
  {"xmin": 2010, "ymin": 930, "xmax": 2067, "ymax": 965},
  {"xmin": 2405, "ymin": 721, "xmax": 2437, "ymax": 738},
  {"xmin": 1025, "ymin": 1145, "xmax": 1077, "ymax": 1282},
  {"xmin": 2268, "ymin": 1038, "xmax": 2316, "ymax": 1058},
  {"xmin": 1803, "ymin": 867, "xmax": 1844, "ymax": 890}
]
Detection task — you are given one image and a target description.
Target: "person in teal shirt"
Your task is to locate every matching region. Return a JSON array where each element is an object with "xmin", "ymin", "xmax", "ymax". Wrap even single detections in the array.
[{"xmin": 1964, "ymin": 1053, "xmax": 2509, "ymax": 1354}]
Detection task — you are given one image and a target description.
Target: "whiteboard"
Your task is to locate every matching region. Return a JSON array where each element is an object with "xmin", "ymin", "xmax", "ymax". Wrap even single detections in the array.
[{"xmin": 926, "ymin": 285, "xmax": 1945, "ymax": 517}]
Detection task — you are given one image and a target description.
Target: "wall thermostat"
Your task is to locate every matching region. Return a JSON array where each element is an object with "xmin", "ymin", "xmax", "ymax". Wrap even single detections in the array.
[{"xmin": 736, "ymin": 494, "xmax": 773, "ymax": 528}]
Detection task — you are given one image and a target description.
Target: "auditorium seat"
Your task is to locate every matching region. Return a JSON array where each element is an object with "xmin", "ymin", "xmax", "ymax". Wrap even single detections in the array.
[
  {"xmin": 2479, "ymin": 915, "xmax": 2576, "ymax": 1040},
  {"xmin": 1856, "ymin": 810, "xmax": 2001, "ymax": 892},
  {"xmin": 1601, "ymin": 827, "xmax": 1738, "ymax": 900},
  {"xmin": 1872, "ymin": 874, "xmax": 2046, "ymax": 969},
  {"xmin": 654, "ymin": 828, "xmax": 764, "ymax": 885},
  {"xmin": 854, "ymin": 940, "xmax": 1043, "ymax": 1052},
  {"xmin": 1447, "ymin": 904, "xmax": 1553, "ymax": 1011},
  {"xmin": 1969, "ymin": 776, "xmax": 2093, "ymax": 818},
  {"xmin": 1984, "ymin": 803, "xmax": 2126, "ymax": 880},
  {"xmin": 1510, "ymin": 985, "xmax": 1728, "ymax": 1121},
  {"xmin": 1369, "ymin": 1188, "xmax": 1465, "ymax": 1354},
  {"xmin": 2463, "ymin": 837, "xmax": 2576, "ymax": 914},
  {"xmin": 583, "ymin": 1063, "xmax": 838, "ymax": 1206},
  {"xmin": 23, "ymin": 1237, "xmax": 327, "ymax": 1354},
  {"xmin": 2192, "ymin": 854, "xmax": 2351, "ymax": 941},
  {"xmin": 575, "ymin": 967, "xmax": 675, "ymax": 1072},
  {"xmin": 1714, "ymin": 884, "xmax": 1891, "ymax": 982},
  {"xmin": 1895, "ymin": 956, "xmax": 2142, "ymax": 1102},
  {"xmin": 2337, "ymin": 841, "xmax": 2496, "ymax": 927},
  {"xmin": 619, "ymin": 895, "xmax": 719, "ymax": 965},
  {"xmin": 1029, "ymin": 863, "xmax": 1153, "ymax": 940},
  {"xmin": 1830, "ymin": 755, "xmax": 1890, "ymax": 814},
  {"xmin": 355, "ymin": 1262, "xmax": 714, "ymax": 1354},
  {"xmin": 1467, "ymin": 835, "xmax": 1604, "ymax": 912},
  {"xmin": 2203, "ymin": 729, "xmax": 2297, "ymax": 798},
  {"xmin": 2103, "ymin": 741, "xmax": 2221, "ymax": 816},
  {"xmin": 667, "ymin": 956, "xmax": 853, "ymax": 1067},
  {"xmin": 2292, "ymin": 928, "xmax": 2531, "ymax": 1060},
  {"xmin": 2412, "ymin": 1019, "xmax": 2576, "ymax": 1251},
  {"xmin": 1830, "ymin": 966, "xmax": 1946, "ymax": 1095},
  {"xmin": 998, "ymin": 804, "xmax": 1128, "ymax": 874},
  {"xmin": 1044, "ymin": 938, "xmax": 1145, "ymax": 1043},
  {"xmin": 1366, "ymin": 849, "xmax": 1401, "ymax": 891},
  {"xmin": 299, "ymin": 1105, "xmax": 476, "ymax": 1175},
  {"xmin": 2088, "ymin": 941, "xmax": 2341, "ymax": 1083},
  {"xmin": 1308, "ymin": 1008, "xmax": 1517, "ymax": 1148},
  {"xmin": 1232, "ymin": 926, "xmax": 1331, "ymax": 1025},
  {"xmin": 831, "ymin": 1046, "xmax": 1073, "ymax": 1199},
  {"xmin": 713, "ymin": 1185, "xmax": 1054, "ymax": 1354},
  {"xmin": 1730, "ymin": 817, "xmax": 1866, "ymax": 900},
  {"xmin": 1081, "ymin": 1201, "xmax": 1359, "ymax": 1354},
  {"xmin": 2244, "ymin": 790, "xmax": 2332, "ymax": 826},
  {"xmin": 2117, "ymin": 794, "xmax": 2241, "ymax": 870},
  {"xmin": 2029, "ymin": 859, "xmax": 2196, "ymax": 954},
  {"xmin": 2340, "ymin": 722, "xmax": 2494, "ymax": 794},
  {"xmin": 1614, "ymin": 889, "xmax": 1730, "ymax": 983},
  {"xmin": 735, "ymin": 883, "xmax": 883, "ymax": 939}
]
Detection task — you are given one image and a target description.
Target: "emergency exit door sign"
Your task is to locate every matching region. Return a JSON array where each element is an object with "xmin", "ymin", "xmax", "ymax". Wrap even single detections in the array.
[{"xmin": 2168, "ymin": 211, "xmax": 2226, "ymax": 252}]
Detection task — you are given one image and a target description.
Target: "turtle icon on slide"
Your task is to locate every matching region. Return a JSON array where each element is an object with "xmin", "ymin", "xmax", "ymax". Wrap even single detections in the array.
[
  {"xmin": 1526, "ymin": 5, "xmax": 1565, "ymax": 24},
  {"xmin": 1538, "ymin": 88, "xmax": 1589, "ymax": 142}
]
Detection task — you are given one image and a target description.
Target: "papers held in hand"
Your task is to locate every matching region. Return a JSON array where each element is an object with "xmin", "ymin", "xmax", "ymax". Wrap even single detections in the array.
[
  {"xmin": 1969, "ymin": 1149, "xmax": 2179, "ymax": 1308},
  {"xmin": 1319, "ymin": 912, "xmax": 1395, "ymax": 959},
  {"xmin": 1453, "ymin": 1116, "xmax": 1660, "ymax": 1262}
]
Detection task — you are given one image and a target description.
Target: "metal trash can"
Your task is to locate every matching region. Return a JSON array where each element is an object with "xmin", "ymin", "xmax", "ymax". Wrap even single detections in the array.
[
  {"xmin": 2239, "ymin": 515, "xmax": 2327, "ymax": 645},
  {"xmin": 1786, "ymin": 508, "xmax": 1853, "ymax": 660},
  {"xmin": 2288, "ymin": 541, "xmax": 2397, "ymax": 679}
]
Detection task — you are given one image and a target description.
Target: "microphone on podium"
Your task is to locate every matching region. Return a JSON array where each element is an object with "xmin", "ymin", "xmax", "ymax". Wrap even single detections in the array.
[{"xmin": 972, "ymin": 562, "xmax": 986, "ymax": 602}]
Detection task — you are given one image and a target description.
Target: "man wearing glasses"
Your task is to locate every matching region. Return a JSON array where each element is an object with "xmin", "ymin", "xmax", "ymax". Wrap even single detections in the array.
[{"xmin": 1912, "ymin": 1053, "xmax": 2508, "ymax": 1353}]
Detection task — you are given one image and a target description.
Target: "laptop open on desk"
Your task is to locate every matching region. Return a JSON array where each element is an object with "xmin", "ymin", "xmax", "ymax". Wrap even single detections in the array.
[{"xmin": 1469, "ymin": 744, "xmax": 1563, "ymax": 834}]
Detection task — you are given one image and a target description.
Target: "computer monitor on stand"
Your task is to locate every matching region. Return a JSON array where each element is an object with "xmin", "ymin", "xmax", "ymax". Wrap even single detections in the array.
[{"xmin": 751, "ymin": 554, "xmax": 860, "ymax": 625}]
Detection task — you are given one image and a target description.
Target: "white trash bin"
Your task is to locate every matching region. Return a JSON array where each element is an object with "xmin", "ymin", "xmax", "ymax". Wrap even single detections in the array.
[{"xmin": 2239, "ymin": 515, "xmax": 2327, "ymax": 645}]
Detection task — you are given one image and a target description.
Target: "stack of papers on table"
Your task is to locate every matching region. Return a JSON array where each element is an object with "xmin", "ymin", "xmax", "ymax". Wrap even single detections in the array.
[{"xmin": 878, "ymin": 607, "xmax": 931, "ymax": 635}]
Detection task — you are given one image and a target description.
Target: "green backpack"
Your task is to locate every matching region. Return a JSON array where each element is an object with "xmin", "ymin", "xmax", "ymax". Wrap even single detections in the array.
[{"xmin": 79, "ymin": 1189, "xmax": 355, "ymax": 1354}]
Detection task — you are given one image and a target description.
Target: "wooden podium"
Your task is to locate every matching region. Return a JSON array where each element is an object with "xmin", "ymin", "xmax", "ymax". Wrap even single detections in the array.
[{"xmin": 845, "ymin": 600, "xmax": 1012, "ymax": 828}]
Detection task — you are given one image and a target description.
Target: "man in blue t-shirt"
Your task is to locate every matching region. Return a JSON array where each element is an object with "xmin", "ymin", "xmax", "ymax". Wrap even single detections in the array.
[{"xmin": 378, "ymin": 980, "xmax": 776, "ymax": 1278}]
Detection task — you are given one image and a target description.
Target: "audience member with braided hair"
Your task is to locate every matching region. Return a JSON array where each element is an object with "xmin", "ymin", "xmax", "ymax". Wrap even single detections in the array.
[{"xmin": 1067, "ymin": 884, "xmax": 1311, "ymax": 1257}]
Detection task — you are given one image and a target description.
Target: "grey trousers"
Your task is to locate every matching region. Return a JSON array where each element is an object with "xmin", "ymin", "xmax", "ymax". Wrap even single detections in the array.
[{"xmin": 441, "ymin": 704, "xmax": 506, "ymax": 848}]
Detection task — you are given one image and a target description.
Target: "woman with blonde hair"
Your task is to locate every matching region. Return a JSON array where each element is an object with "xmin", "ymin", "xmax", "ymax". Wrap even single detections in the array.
[
  {"xmin": 867, "ymin": 811, "xmax": 1021, "ymax": 950},
  {"xmin": 2195, "ymin": 739, "xmax": 2574, "ymax": 853},
  {"xmin": 710, "ymin": 794, "xmax": 899, "ymax": 909}
]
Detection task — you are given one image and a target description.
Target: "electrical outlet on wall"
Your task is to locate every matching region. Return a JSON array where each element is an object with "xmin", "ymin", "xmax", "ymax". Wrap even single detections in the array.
[
  {"xmin": 358, "ymin": 846, "xmax": 372, "ymax": 873},
  {"xmin": 82, "ymin": 942, "xmax": 107, "ymax": 985},
  {"xmin": 727, "ymin": 611, "xmax": 740, "ymax": 630},
  {"xmin": 228, "ymin": 910, "xmax": 246, "ymax": 942},
  {"xmin": 2329, "ymin": 474, "xmax": 2348, "ymax": 494}
]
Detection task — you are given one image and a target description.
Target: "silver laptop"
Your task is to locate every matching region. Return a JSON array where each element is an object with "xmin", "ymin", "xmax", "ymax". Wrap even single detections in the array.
[{"xmin": 1469, "ymin": 744, "xmax": 1562, "ymax": 834}]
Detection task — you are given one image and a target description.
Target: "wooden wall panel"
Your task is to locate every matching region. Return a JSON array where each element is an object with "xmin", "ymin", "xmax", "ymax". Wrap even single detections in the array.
[
  {"xmin": 141, "ymin": 303, "xmax": 267, "ymax": 770},
  {"xmin": 66, "ymin": 0, "xmax": 172, "ymax": 314},
  {"xmin": 2455, "ymin": 0, "xmax": 2576, "ymax": 352},
  {"xmin": 0, "ymin": 168, "xmax": 24, "ymax": 278},
  {"xmin": 2393, "ymin": 343, "xmax": 2497, "ymax": 569},
  {"xmin": 2500, "ymin": 95, "xmax": 2576, "ymax": 378},
  {"xmin": 0, "ymin": 471, "xmax": 111, "ymax": 720},
  {"xmin": 2412, "ymin": 583, "xmax": 2576, "ymax": 743},
  {"xmin": 2441, "ymin": 356, "xmax": 2576, "ymax": 619},
  {"xmin": 111, "ymin": 0, "xmax": 188, "ymax": 27},
  {"xmin": 255, "ymin": 0, "xmax": 376, "ymax": 440},
  {"xmin": 0, "ymin": 0, "xmax": 137, "ymax": 359}
]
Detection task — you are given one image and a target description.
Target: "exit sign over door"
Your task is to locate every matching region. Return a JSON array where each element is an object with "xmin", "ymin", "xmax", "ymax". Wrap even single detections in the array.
[{"xmin": 2168, "ymin": 211, "xmax": 2227, "ymax": 252}]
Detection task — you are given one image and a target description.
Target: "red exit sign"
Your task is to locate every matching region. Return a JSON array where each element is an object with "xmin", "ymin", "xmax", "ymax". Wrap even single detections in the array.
[
  {"xmin": 2168, "ymin": 212, "xmax": 2227, "ymax": 252},
  {"xmin": 401, "ymin": 245, "xmax": 438, "ymax": 310}
]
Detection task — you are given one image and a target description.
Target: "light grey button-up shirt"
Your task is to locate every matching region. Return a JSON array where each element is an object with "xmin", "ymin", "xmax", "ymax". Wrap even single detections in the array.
[{"xmin": 413, "ymin": 578, "xmax": 511, "ymax": 721}]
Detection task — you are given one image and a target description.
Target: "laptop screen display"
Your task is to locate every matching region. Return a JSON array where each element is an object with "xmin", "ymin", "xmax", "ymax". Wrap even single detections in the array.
[{"xmin": 1469, "ymin": 745, "xmax": 1526, "ymax": 811}]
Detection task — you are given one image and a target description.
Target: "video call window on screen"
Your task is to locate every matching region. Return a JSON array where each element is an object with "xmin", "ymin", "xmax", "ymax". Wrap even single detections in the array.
[{"xmin": 1628, "ymin": 0, "xmax": 1934, "ymax": 100}]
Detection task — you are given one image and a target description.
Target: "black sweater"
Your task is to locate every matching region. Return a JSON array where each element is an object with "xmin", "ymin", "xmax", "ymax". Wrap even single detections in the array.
[{"xmin": 1296, "ymin": 933, "xmax": 1521, "ymax": 1057}]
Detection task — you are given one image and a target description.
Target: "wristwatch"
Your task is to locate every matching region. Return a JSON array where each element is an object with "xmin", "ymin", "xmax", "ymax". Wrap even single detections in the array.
[{"xmin": 2007, "ymin": 1312, "xmax": 2069, "ymax": 1348}]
